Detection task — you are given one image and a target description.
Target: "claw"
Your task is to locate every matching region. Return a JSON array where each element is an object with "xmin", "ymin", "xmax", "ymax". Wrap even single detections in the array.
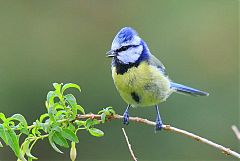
[
  {"xmin": 123, "ymin": 105, "xmax": 130, "ymax": 125},
  {"xmin": 155, "ymin": 116, "xmax": 163, "ymax": 130},
  {"xmin": 155, "ymin": 105, "xmax": 163, "ymax": 131},
  {"xmin": 123, "ymin": 112, "xmax": 129, "ymax": 125}
]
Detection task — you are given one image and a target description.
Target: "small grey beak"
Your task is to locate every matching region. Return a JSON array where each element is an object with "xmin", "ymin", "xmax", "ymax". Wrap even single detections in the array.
[{"xmin": 106, "ymin": 50, "xmax": 116, "ymax": 57}]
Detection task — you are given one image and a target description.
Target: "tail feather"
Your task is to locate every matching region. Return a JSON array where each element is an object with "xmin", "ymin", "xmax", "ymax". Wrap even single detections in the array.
[{"xmin": 170, "ymin": 82, "xmax": 209, "ymax": 96}]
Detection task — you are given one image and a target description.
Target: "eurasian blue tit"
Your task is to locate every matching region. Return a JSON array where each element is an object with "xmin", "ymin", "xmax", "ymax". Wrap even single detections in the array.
[{"xmin": 106, "ymin": 27, "xmax": 209, "ymax": 130}]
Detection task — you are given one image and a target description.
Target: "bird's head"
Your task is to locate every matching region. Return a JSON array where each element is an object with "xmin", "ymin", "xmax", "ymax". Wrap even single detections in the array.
[{"xmin": 106, "ymin": 27, "xmax": 148, "ymax": 64}]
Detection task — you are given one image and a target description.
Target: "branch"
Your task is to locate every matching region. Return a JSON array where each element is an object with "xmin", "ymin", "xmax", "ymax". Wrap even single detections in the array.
[
  {"xmin": 232, "ymin": 125, "xmax": 240, "ymax": 140},
  {"xmin": 77, "ymin": 114, "xmax": 240, "ymax": 159},
  {"xmin": 122, "ymin": 128, "xmax": 137, "ymax": 161}
]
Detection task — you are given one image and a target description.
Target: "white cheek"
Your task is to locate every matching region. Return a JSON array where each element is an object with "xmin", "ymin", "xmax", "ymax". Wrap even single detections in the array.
[{"xmin": 117, "ymin": 46, "xmax": 143, "ymax": 64}]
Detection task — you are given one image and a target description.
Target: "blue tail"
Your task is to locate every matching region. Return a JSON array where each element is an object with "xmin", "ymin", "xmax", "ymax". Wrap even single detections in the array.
[{"xmin": 170, "ymin": 82, "xmax": 209, "ymax": 96}]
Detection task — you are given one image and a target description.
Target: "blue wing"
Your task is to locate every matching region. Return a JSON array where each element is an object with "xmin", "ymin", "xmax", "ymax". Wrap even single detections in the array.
[
  {"xmin": 148, "ymin": 54, "xmax": 166, "ymax": 74},
  {"xmin": 148, "ymin": 54, "xmax": 209, "ymax": 96}
]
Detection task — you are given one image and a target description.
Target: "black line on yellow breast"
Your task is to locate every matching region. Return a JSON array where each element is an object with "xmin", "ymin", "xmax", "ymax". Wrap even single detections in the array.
[
  {"xmin": 131, "ymin": 92, "xmax": 140, "ymax": 103},
  {"xmin": 115, "ymin": 61, "xmax": 140, "ymax": 75}
]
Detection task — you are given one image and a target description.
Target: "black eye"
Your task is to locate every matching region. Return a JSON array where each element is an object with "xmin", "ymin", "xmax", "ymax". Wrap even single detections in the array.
[
  {"xmin": 121, "ymin": 46, "xmax": 128, "ymax": 51},
  {"xmin": 116, "ymin": 45, "xmax": 131, "ymax": 52}
]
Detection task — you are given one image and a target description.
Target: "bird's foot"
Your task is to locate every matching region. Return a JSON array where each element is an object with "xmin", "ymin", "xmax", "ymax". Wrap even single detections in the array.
[
  {"xmin": 123, "ymin": 105, "xmax": 130, "ymax": 125},
  {"xmin": 155, "ymin": 115, "xmax": 163, "ymax": 131},
  {"xmin": 123, "ymin": 109, "xmax": 129, "ymax": 125}
]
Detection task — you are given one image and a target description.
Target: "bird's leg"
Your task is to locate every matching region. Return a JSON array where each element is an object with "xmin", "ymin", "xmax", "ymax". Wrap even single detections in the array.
[
  {"xmin": 123, "ymin": 105, "xmax": 130, "ymax": 125},
  {"xmin": 155, "ymin": 105, "xmax": 163, "ymax": 130}
]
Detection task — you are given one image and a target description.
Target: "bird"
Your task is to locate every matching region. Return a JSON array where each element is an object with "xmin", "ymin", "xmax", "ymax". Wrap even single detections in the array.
[{"xmin": 106, "ymin": 27, "xmax": 209, "ymax": 130}]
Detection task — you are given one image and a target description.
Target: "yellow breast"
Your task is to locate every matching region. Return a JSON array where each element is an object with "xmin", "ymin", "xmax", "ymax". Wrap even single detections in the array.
[{"xmin": 112, "ymin": 61, "xmax": 172, "ymax": 107}]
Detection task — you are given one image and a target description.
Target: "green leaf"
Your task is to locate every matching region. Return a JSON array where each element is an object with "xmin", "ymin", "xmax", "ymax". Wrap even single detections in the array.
[
  {"xmin": 64, "ymin": 94, "xmax": 77, "ymax": 107},
  {"xmin": 0, "ymin": 141, "xmax": 3, "ymax": 147},
  {"xmin": 61, "ymin": 129, "xmax": 79, "ymax": 143},
  {"xmin": 71, "ymin": 107, "xmax": 77, "ymax": 120},
  {"xmin": 10, "ymin": 114, "xmax": 29, "ymax": 135},
  {"xmin": 39, "ymin": 122, "xmax": 49, "ymax": 133},
  {"xmin": 97, "ymin": 109, "xmax": 105, "ymax": 114},
  {"xmin": 47, "ymin": 91, "xmax": 56, "ymax": 106},
  {"xmin": 62, "ymin": 83, "xmax": 81, "ymax": 94},
  {"xmin": 54, "ymin": 103, "xmax": 64, "ymax": 110},
  {"xmin": 55, "ymin": 110, "xmax": 67, "ymax": 119},
  {"xmin": 18, "ymin": 151, "xmax": 27, "ymax": 161},
  {"xmin": 11, "ymin": 114, "xmax": 28, "ymax": 127},
  {"xmin": 48, "ymin": 106, "xmax": 56, "ymax": 122},
  {"xmin": 98, "ymin": 107, "xmax": 115, "ymax": 116},
  {"xmin": 26, "ymin": 147, "xmax": 38, "ymax": 160},
  {"xmin": 8, "ymin": 121, "xmax": 15, "ymax": 127},
  {"xmin": 0, "ymin": 113, "xmax": 6, "ymax": 122},
  {"xmin": 23, "ymin": 141, "xmax": 37, "ymax": 160},
  {"xmin": 39, "ymin": 113, "xmax": 49, "ymax": 123},
  {"xmin": 53, "ymin": 132, "xmax": 69, "ymax": 148},
  {"xmin": 53, "ymin": 83, "xmax": 62, "ymax": 93},
  {"xmin": 20, "ymin": 127, "xmax": 29, "ymax": 135},
  {"xmin": 88, "ymin": 128, "xmax": 104, "ymax": 137},
  {"xmin": 51, "ymin": 124, "xmax": 62, "ymax": 132},
  {"xmin": 5, "ymin": 128, "xmax": 20, "ymax": 157},
  {"xmin": 86, "ymin": 119, "xmax": 99, "ymax": 129},
  {"xmin": 92, "ymin": 119, "xmax": 100, "ymax": 125},
  {"xmin": 76, "ymin": 105, "xmax": 85, "ymax": 114},
  {"xmin": 106, "ymin": 106, "xmax": 113, "ymax": 110},
  {"xmin": 68, "ymin": 124, "xmax": 76, "ymax": 132},
  {"xmin": 101, "ymin": 113, "xmax": 106, "ymax": 123},
  {"xmin": 21, "ymin": 140, "xmax": 29, "ymax": 155},
  {"xmin": 0, "ymin": 124, "xmax": 8, "ymax": 144},
  {"xmin": 108, "ymin": 108, "xmax": 116, "ymax": 115},
  {"xmin": 85, "ymin": 119, "xmax": 91, "ymax": 129},
  {"xmin": 21, "ymin": 140, "xmax": 35, "ymax": 160},
  {"xmin": 31, "ymin": 127, "xmax": 41, "ymax": 136},
  {"xmin": 75, "ymin": 120, "xmax": 85, "ymax": 127},
  {"xmin": 49, "ymin": 133, "xmax": 63, "ymax": 154}
]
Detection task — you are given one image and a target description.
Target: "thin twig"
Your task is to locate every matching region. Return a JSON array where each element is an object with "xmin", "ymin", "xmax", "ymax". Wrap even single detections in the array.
[
  {"xmin": 232, "ymin": 125, "xmax": 240, "ymax": 140},
  {"xmin": 76, "ymin": 114, "xmax": 240, "ymax": 159},
  {"xmin": 122, "ymin": 128, "xmax": 137, "ymax": 161}
]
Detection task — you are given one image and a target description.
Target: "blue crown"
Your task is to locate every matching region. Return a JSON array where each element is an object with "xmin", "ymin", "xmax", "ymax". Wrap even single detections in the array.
[{"xmin": 116, "ymin": 27, "xmax": 138, "ymax": 43}]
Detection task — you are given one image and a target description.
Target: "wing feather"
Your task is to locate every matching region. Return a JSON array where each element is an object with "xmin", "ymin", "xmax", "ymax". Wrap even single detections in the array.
[{"xmin": 147, "ymin": 54, "xmax": 166, "ymax": 74}]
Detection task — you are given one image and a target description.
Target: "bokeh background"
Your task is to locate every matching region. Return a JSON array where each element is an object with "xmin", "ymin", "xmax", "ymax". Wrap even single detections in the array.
[{"xmin": 0, "ymin": 0, "xmax": 239, "ymax": 161}]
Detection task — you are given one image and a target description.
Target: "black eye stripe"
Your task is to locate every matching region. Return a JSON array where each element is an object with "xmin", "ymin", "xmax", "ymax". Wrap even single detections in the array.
[
  {"xmin": 116, "ymin": 46, "xmax": 129, "ymax": 52},
  {"xmin": 116, "ymin": 45, "xmax": 137, "ymax": 53}
]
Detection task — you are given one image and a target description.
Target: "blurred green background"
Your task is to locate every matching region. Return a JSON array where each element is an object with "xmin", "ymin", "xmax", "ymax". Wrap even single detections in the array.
[{"xmin": 0, "ymin": 0, "xmax": 239, "ymax": 161}]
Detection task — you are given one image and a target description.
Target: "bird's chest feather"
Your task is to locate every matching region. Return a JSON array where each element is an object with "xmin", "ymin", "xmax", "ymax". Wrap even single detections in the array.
[{"xmin": 112, "ymin": 62, "xmax": 171, "ymax": 107}]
